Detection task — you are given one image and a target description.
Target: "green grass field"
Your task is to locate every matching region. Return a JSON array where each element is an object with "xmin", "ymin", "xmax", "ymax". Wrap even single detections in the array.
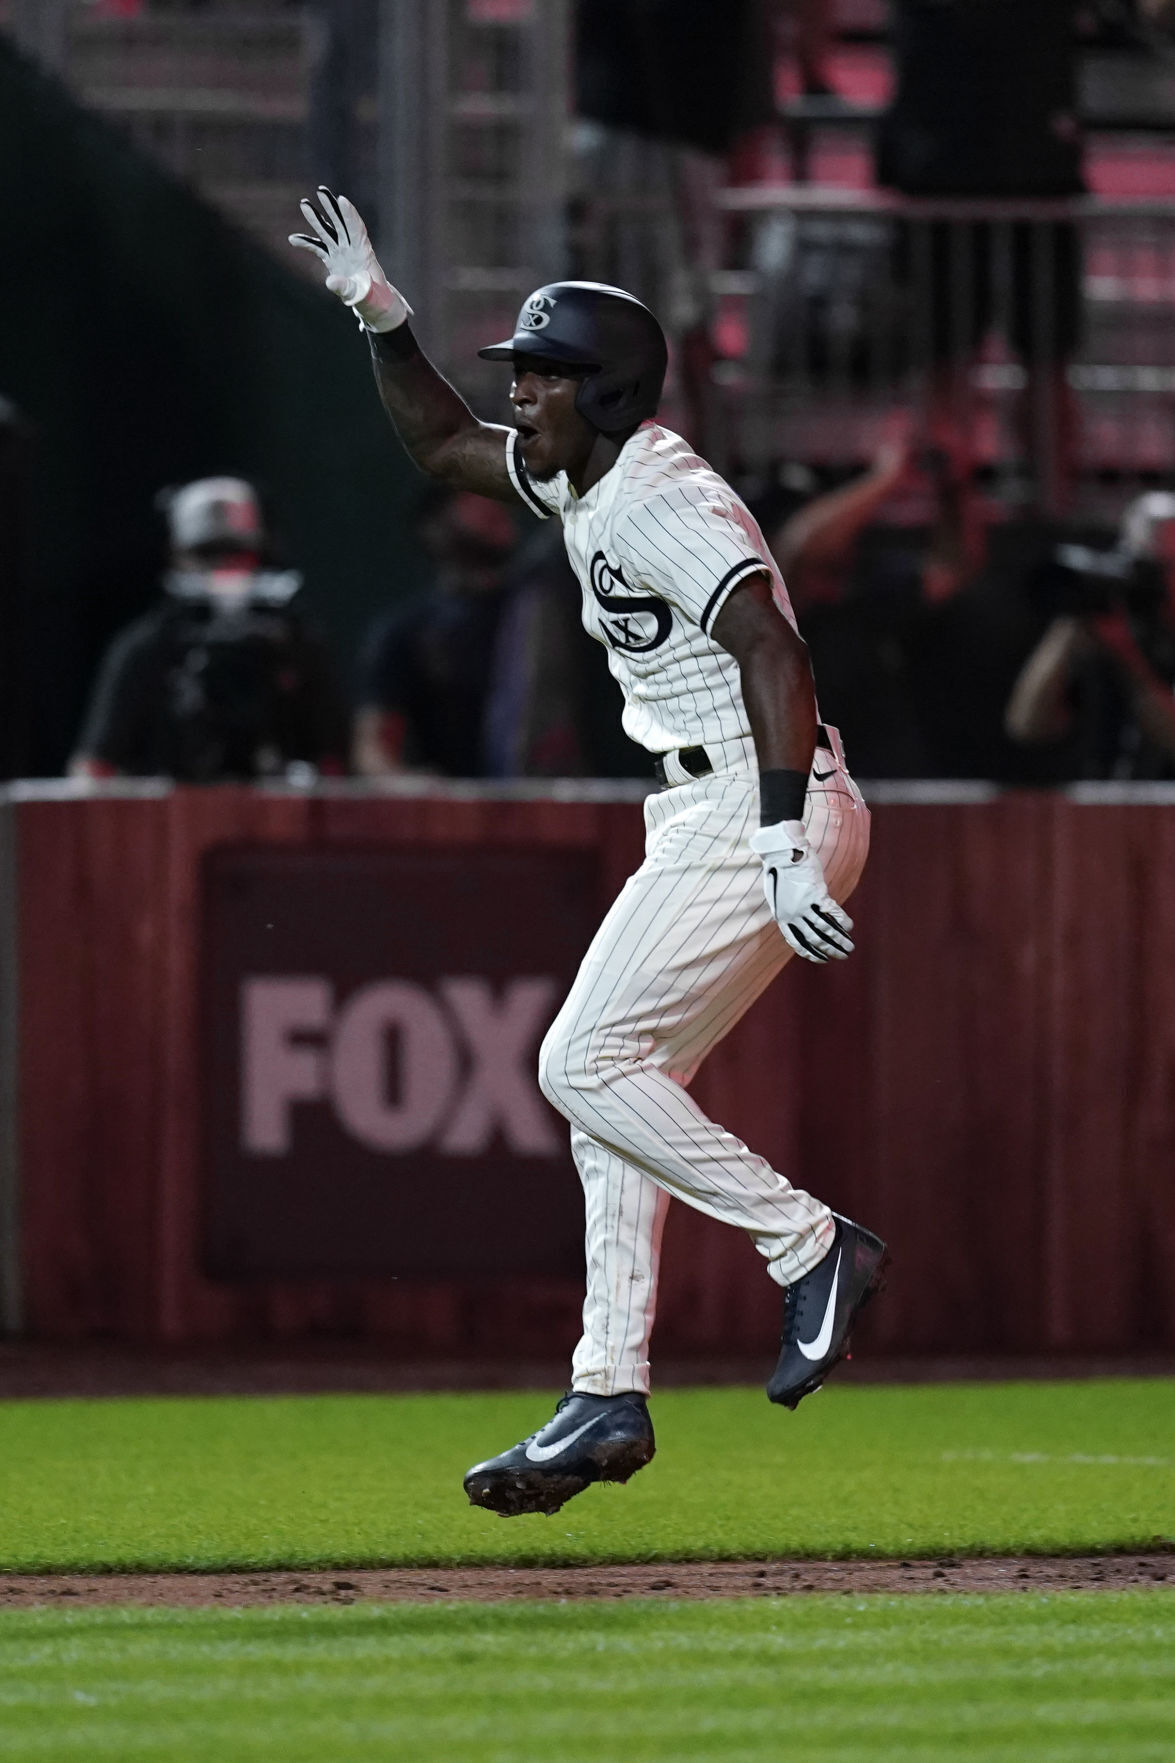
[
  {"xmin": 0, "ymin": 1379, "xmax": 1171, "ymax": 1572},
  {"xmin": 2, "ymin": 1379, "xmax": 1173, "ymax": 1760},
  {"xmin": 1, "ymin": 1594, "xmax": 1172, "ymax": 1762}
]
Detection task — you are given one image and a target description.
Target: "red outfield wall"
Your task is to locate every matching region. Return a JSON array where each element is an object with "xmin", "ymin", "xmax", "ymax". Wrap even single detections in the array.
[{"xmin": 6, "ymin": 785, "xmax": 1175, "ymax": 1357}]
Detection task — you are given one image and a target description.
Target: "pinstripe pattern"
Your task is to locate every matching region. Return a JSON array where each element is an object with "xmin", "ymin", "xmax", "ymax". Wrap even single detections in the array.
[
  {"xmin": 508, "ymin": 419, "xmax": 870, "ymax": 1398},
  {"xmin": 541, "ymin": 756, "xmax": 870, "ymax": 1397},
  {"xmin": 505, "ymin": 422, "xmax": 799, "ymax": 754}
]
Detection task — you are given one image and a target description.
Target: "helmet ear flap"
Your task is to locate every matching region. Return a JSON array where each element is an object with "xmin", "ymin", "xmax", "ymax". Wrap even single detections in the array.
[
  {"xmin": 597, "ymin": 381, "xmax": 633, "ymax": 414},
  {"xmin": 575, "ymin": 368, "xmax": 650, "ymax": 435},
  {"xmin": 483, "ymin": 280, "xmax": 668, "ymax": 430}
]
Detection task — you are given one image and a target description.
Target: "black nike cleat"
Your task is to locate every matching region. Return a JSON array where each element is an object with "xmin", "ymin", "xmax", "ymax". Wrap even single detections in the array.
[
  {"xmin": 767, "ymin": 1214, "xmax": 889, "ymax": 1410},
  {"xmin": 463, "ymin": 1392, "xmax": 655, "ymax": 1517}
]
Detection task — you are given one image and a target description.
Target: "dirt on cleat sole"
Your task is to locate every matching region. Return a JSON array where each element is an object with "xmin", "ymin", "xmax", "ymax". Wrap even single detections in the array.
[
  {"xmin": 591, "ymin": 1436, "xmax": 655, "ymax": 1482},
  {"xmin": 464, "ymin": 1436, "xmax": 655, "ymax": 1518},
  {"xmin": 465, "ymin": 1470, "xmax": 587, "ymax": 1518}
]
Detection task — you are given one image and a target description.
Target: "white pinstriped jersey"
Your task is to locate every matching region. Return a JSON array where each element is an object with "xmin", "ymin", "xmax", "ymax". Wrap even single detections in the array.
[{"xmin": 505, "ymin": 421, "xmax": 799, "ymax": 755}]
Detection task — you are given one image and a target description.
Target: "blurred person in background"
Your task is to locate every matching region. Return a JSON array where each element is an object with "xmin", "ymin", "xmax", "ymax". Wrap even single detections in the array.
[
  {"xmin": 572, "ymin": 0, "xmax": 781, "ymax": 438},
  {"xmin": 877, "ymin": 0, "xmax": 1085, "ymax": 512},
  {"xmin": 355, "ymin": 488, "xmax": 637, "ymax": 780},
  {"xmin": 770, "ymin": 432, "xmax": 1032, "ymax": 778},
  {"xmin": 356, "ymin": 480, "xmax": 657, "ymax": 781},
  {"xmin": 482, "ymin": 520, "xmax": 650, "ymax": 780},
  {"xmin": 70, "ymin": 477, "xmax": 347, "ymax": 782},
  {"xmin": 352, "ymin": 486, "xmax": 520, "ymax": 778},
  {"xmin": 1005, "ymin": 491, "xmax": 1175, "ymax": 778}
]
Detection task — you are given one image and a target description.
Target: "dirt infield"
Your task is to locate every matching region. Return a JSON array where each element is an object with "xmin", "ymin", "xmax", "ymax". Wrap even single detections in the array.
[
  {"xmin": 0, "ymin": 1553, "xmax": 1170, "ymax": 1608},
  {"xmin": 2, "ymin": 1350, "xmax": 1170, "ymax": 1610}
]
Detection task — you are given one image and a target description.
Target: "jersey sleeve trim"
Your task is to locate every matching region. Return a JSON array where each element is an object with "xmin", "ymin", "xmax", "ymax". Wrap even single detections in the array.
[
  {"xmin": 505, "ymin": 430, "xmax": 552, "ymax": 520},
  {"xmin": 700, "ymin": 557, "xmax": 771, "ymax": 636}
]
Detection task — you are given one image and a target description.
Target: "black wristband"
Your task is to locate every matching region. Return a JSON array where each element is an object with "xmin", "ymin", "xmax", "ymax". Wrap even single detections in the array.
[
  {"xmin": 759, "ymin": 768, "xmax": 808, "ymax": 825},
  {"xmin": 367, "ymin": 321, "xmax": 419, "ymax": 363}
]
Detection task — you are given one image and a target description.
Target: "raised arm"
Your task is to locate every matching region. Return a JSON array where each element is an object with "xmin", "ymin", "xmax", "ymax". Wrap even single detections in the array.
[
  {"xmin": 1004, "ymin": 615, "xmax": 1087, "ymax": 744},
  {"xmin": 771, "ymin": 442, "xmax": 908, "ymax": 588},
  {"xmin": 290, "ymin": 189, "xmax": 516, "ymax": 501}
]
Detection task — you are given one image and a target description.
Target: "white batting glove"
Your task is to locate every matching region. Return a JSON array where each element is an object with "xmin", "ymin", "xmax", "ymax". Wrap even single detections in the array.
[
  {"xmin": 288, "ymin": 187, "xmax": 412, "ymax": 334},
  {"xmin": 748, "ymin": 821, "xmax": 854, "ymax": 963}
]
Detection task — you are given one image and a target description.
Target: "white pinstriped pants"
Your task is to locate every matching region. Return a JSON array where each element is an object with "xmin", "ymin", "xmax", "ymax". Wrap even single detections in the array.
[{"xmin": 537, "ymin": 733, "xmax": 870, "ymax": 1397}]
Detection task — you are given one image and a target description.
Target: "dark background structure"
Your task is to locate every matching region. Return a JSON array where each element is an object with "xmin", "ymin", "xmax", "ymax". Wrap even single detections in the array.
[{"xmin": 0, "ymin": 34, "xmax": 422, "ymax": 776}]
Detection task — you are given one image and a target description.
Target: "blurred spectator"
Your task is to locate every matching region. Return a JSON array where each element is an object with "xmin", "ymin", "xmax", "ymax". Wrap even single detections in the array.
[
  {"xmin": 482, "ymin": 523, "xmax": 596, "ymax": 780},
  {"xmin": 354, "ymin": 490, "xmax": 647, "ymax": 781},
  {"xmin": 771, "ymin": 435, "xmax": 1038, "ymax": 778},
  {"xmin": 489, "ymin": 521, "xmax": 652, "ymax": 781},
  {"xmin": 1005, "ymin": 492, "xmax": 1175, "ymax": 778},
  {"xmin": 572, "ymin": 0, "xmax": 780, "ymax": 437},
  {"xmin": 877, "ymin": 0, "xmax": 1085, "ymax": 511},
  {"xmin": 71, "ymin": 478, "xmax": 347, "ymax": 782},
  {"xmin": 353, "ymin": 488, "xmax": 521, "ymax": 778}
]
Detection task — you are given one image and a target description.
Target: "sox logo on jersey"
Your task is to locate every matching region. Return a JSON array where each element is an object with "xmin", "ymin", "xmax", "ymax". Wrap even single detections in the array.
[
  {"xmin": 505, "ymin": 422, "xmax": 790, "ymax": 754},
  {"xmin": 589, "ymin": 552, "xmax": 672, "ymax": 654},
  {"xmin": 503, "ymin": 417, "xmax": 872, "ymax": 1399}
]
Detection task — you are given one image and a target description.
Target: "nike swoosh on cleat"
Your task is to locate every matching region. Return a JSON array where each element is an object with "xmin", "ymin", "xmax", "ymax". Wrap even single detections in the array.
[
  {"xmin": 812, "ymin": 767, "xmax": 837, "ymax": 782},
  {"xmin": 796, "ymin": 1250, "xmax": 841, "ymax": 1360},
  {"xmin": 524, "ymin": 1416, "xmax": 601, "ymax": 1463}
]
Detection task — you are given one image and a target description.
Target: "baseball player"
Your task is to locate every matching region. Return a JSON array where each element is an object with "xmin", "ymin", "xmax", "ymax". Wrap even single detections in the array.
[{"xmin": 291, "ymin": 190, "xmax": 888, "ymax": 1517}]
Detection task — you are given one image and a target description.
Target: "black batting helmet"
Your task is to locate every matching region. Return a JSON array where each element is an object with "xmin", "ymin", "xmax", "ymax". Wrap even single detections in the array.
[{"xmin": 478, "ymin": 282, "xmax": 668, "ymax": 435}]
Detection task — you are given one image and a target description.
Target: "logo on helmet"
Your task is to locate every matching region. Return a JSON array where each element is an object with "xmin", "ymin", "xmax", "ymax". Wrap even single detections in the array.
[{"xmin": 520, "ymin": 293, "xmax": 555, "ymax": 332}]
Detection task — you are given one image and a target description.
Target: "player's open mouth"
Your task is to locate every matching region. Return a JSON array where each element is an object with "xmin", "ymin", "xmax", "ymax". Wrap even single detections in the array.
[{"xmin": 515, "ymin": 422, "xmax": 539, "ymax": 446}]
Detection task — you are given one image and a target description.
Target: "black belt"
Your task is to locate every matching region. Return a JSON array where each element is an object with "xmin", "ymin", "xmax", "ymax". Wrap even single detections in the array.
[{"xmin": 653, "ymin": 726, "xmax": 831, "ymax": 788}]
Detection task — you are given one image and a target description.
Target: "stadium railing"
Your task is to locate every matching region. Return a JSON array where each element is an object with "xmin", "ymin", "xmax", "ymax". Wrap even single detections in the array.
[{"xmin": 712, "ymin": 187, "xmax": 1175, "ymax": 517}]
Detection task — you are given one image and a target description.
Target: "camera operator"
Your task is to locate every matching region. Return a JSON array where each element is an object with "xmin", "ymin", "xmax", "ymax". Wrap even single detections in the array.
[
  {"xmin": 70, "ymin": 478, "xmax": 347, "ymax": 782},
  {"xmin": 1005, "ymin": 493, "xmax": 1175, "ymax": 778}
]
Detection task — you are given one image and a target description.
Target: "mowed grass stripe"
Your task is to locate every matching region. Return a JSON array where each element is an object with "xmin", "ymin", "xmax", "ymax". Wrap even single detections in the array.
[
  {"xmin": 0, "ymin": 1595, "xmax": 1171, "ymax": 1762},
  {"xmin": 0, "ymin": 1380, "xmax": 1171, "ymax": 1572}
]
